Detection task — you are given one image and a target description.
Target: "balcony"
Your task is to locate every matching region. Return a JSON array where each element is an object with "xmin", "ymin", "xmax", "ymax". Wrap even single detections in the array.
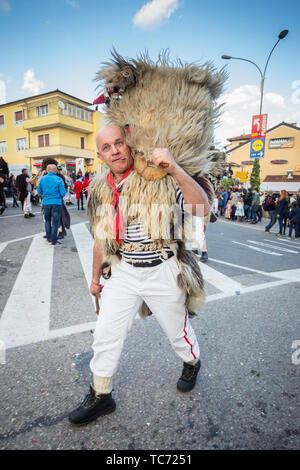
[
  {"xmin": 24, "ymin": 145, "xmax": 94, "ymax": 160},
  {"xmin": 23, "ymin": 113, "xmax": 93, "ymax": 134}
]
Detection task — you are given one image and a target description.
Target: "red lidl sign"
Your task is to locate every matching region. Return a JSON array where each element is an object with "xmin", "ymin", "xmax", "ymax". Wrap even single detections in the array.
[{"xmin": 251, "ymin": 114, "xmax": 268, "ymax": 138}]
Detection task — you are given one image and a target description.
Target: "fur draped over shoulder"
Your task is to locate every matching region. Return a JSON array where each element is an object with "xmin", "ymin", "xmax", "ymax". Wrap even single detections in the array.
[
  {"xmin": 95, "ymin": 49, "xmax": 227, "ymax": 177},
  {"xmin": 89, "ymin": 50, "xmax": 226, "ymax": 317}
]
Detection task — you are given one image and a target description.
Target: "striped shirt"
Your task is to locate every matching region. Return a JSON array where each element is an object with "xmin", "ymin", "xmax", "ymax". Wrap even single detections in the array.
[{"xmin": 120, "ymin": 186, "xmax": 185, "ymax": 264}]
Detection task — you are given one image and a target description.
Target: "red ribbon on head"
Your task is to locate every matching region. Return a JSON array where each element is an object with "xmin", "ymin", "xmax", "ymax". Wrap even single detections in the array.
[{"xmin": 107, "ymin": 164, "xmax": 134, "ymax": 243}]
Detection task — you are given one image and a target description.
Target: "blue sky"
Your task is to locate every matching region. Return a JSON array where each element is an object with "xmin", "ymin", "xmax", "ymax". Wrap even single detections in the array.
[{"xmin": 1, "ymin": 0, "xmax": 300, "ymax": 145}]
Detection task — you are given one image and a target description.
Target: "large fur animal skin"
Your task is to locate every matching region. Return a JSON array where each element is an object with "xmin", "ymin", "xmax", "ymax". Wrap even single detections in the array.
[
  {"xmin": 91, "ymin": 50, "xmax": 226, "ymax": 317},
  {"xmin": 96, "ymin": 50, "xmax": 226, "ymax": 177}
]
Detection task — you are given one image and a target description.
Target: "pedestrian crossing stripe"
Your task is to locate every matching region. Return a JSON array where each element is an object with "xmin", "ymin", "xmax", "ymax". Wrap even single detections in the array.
[
  {"xmin": 232, "ymin": 241, "xmax": 282, "ymax": 256},
  {"xmin": 247, "ymin": 240, "xmax": 299, "ymax": 254},
  {"xmin": 1, "ymin": 222, "xmax": 300, "ymax": 350},
  {"xmin": 263, "ymin": 238, "xmax": 300, "ymax": 247}
]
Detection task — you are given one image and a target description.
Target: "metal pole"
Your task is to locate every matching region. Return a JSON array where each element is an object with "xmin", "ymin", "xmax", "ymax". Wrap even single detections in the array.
[
  {"xmin": 222, "ymin": 32, "xmax": 287, "ymax": 115},
  {"xmin": 259, "ymin": 38, "xmax": 281, "ymax": 114}
]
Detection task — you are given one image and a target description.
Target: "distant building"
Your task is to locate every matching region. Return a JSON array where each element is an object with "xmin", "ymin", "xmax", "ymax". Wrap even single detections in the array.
[
  {"xmin": 0, "ymin": 89, "xmax": 104, "ymax": 175},
  {"xmin": 225, "ymin": 122, "xmax": 300, "ymax": 192}
]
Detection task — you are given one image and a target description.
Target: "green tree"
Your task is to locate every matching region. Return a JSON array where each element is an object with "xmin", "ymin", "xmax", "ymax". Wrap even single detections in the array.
[
  {"xmin": 250, "ymin": 158, "xmax": 260, "ymax": 189},
  {"xmin": 221, "ymin": 177, "xmax": 235, "ymax": 190}
]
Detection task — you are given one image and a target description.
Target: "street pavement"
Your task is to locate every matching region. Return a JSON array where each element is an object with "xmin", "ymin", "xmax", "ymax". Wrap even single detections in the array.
[{"xmin": 0, "ymin": 198, "xmax": 299, "ymax": 450}]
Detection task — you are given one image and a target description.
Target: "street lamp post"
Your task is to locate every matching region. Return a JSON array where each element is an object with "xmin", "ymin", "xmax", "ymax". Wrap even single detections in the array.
[{"xmin": 222, "ymin": 30, "xmax": 288, "ymax": 114}]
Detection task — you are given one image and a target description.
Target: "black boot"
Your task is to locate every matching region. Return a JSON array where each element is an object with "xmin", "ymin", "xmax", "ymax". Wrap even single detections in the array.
[
  {"xmin": 188, "ymin": 310, "xmax": 197, "ymax": 319},
  {"xmin": 177, "ymin": 360, "xmax": 201, "ymax": 392},
  {"xmin": 69, "ymin": 385, "xmax": 116, "ymax": 426},
  {"xmin": 200, "ymin": 251, "xmax": 208, "ymax": 262}
]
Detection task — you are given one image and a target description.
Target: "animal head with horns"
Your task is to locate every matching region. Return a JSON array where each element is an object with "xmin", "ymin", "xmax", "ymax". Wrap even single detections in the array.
[{"xmin": 94, "ymin": 49, "xmax": 227, "ymax": 181}]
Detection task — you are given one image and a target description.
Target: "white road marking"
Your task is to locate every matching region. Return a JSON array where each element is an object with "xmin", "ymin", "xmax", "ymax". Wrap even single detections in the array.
[
  {"xmin": 0, "ymin": 211, "xmax": 42, "ymax": 219},
  {"xmin": 217, "ymin": 219, "xmax": 266, "ymax": 232},
  {"xmin": 264, "ymin": 238, "xmax": 300, "ymax": 247},
  {"xmin": 232, "ymin": 241, "xmax": 282, "ymax": 256},
  {"xmin": 247, "ymin": 240, "xmax": 299, "ymax": 254},
  {"xmin": 71, "ymin": 222, "xmax": 94, "ymax": 290},
  {"xmin": 0, "ymin": 242, "xmax": 8, "ymax": 254},
  {"xmin": 0, "ymin": 220, "xmax": 89, "ymax": 246},
  {"xmin": 47, "ymin": 322, "xmax": 96, "ymax": 341},
  {"xmin": 1, "ymin": 232, "xmax": 45, "ymax": 245},
  {"xmin": 205, "ymin": 279, "xmax": 293, "ymax": 303},
  {"xmin": 1, "ymin": 224, "xmax": 299, "ymax": 350},
  {"xmin": 70, "ymin": 222, "xmax": 100, "ymax": 313},
  {"xmin": 0, "ymin": 205, "xmax": 78, "ymax": 219},
  {"xmin": 199, "ymin": 261, "xmax": 242, "ymax": 294},
  {"xmin": 208, "ymin": 257, "xmax": 271, "ymax": 276},
  {"xmin": 267, "ymin": 268, "xmax": 300, "ymax": 282},
  {"xmin": 0, "ymin": 234, "xmax": 54, "ymax": 349}
]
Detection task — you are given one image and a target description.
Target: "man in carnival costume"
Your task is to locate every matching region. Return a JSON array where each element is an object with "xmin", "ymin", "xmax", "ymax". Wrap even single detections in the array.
[{"xmin": 69, "ymin": 51, "xmax": 226, "ymax": 426}]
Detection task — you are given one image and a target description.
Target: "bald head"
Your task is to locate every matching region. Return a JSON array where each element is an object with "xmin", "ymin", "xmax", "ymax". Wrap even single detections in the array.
[
  {"xmin": 96, "ymin": 125, "xmax": 126, "ymax": 151},
  {"xmin": 47, "ymin": 164, "xmax": 58, "ymax": 173}
]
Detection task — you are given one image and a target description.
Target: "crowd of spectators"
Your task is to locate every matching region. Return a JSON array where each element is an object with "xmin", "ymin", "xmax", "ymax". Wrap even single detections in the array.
[
  {"xmin": 0, "ymin": 155, "xmax": 95, "ymax": 217},
  {"xmin": 213, "ymin": 183, "xmax": 300, "ymax": 239}
]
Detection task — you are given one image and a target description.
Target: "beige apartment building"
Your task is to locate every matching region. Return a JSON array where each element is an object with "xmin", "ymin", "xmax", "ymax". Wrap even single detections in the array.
[{"xmin": 225, "ymin": 122, "xmax": 300, "ymax": 192}]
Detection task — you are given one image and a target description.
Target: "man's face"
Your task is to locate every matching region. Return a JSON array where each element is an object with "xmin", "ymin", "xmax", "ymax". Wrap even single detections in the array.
[{"xmin": 96, "ymin": 126, "xmax": 133, "ymax": 176}]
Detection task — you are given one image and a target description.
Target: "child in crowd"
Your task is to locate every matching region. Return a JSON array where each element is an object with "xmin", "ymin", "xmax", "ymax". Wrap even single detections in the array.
[
  {"xmin": 235, "ymin": 199, "xmax": 245, "ymax": 221},
  {"xmin": 225, "ymin": 200, "xmax": 232, "ymax": 219},
  {"xmin": 74, "ymin": 176, "xmax": 84, "ymax": 210}
]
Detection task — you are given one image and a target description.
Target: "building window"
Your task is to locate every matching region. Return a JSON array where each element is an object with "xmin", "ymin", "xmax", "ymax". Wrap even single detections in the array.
[
  {"xmin": 80, "ymin": 137, "xmax": 85, "ymax": 149},
  {"xmin": 65, "ymin": 103, "xmax": 92, "ymax": 122},
  {"xmin": 38, "ymin": 134, "xmax": 50, "ymax": 147},
  {"xmin": 0, "ymin": 115, "xmax": 4, "ymax": 128},
  {"xmin": 0, "ymin": 141, "xmax": 7, "ymax": 154},
  {"xmin": 14, "ymin": 110, "xmax": 24, "ymax": 125},
  {"xmin": 16, "ymin": 137, "xmax": 27, "ymax": 152},
  {"xmin": 36, "ymin": 105, "xmax": 49, "ymax": 117},
  {"xmin": 67, "ymin": 104, "xmax": 76, "ymax": 117}
]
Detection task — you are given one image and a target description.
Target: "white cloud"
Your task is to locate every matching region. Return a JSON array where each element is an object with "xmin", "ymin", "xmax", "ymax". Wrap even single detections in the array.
[
  {"xmin": 133, "ymin": 0, "xmax": 180, "ymax": 29},
  {"xmin": 215, "ymin": 84, "xmax": 290, "ymax": 146},
  {"xmin": 21, "ymin": 69, "xmax": 45, "ymax": 96},
  {"xmin": 0, "ymin": 80, "xmax": 6, "ymax": 104},
  {"xmin": 264, "ymin": 92, "xmax": 285, "ymax": 108},
  {"xmin": 64, "ymin": 0, "xmax": 79, "ymax": 8},
  {"xmin": 0, "ymin": 0, "xmax": 11, "ymax": 12}
]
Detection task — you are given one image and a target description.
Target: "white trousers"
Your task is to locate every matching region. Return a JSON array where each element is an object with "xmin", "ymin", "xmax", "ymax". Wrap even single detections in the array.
[
  {"xmin": 23, "ymin": 192, "xmax": 32, "ymax": 214},
  {"xmin": 90, "ymin": 256, "xmax": 200, "ymax": 377}
]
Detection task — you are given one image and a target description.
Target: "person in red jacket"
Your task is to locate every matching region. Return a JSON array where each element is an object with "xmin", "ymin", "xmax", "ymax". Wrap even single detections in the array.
[
  {"xmin": 82, "ymin": 172, "xmax": 90, "ymax": 200},
  {"xmin": 74, "ymin": 176, "xmax": 84, "ymax": 210}
]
